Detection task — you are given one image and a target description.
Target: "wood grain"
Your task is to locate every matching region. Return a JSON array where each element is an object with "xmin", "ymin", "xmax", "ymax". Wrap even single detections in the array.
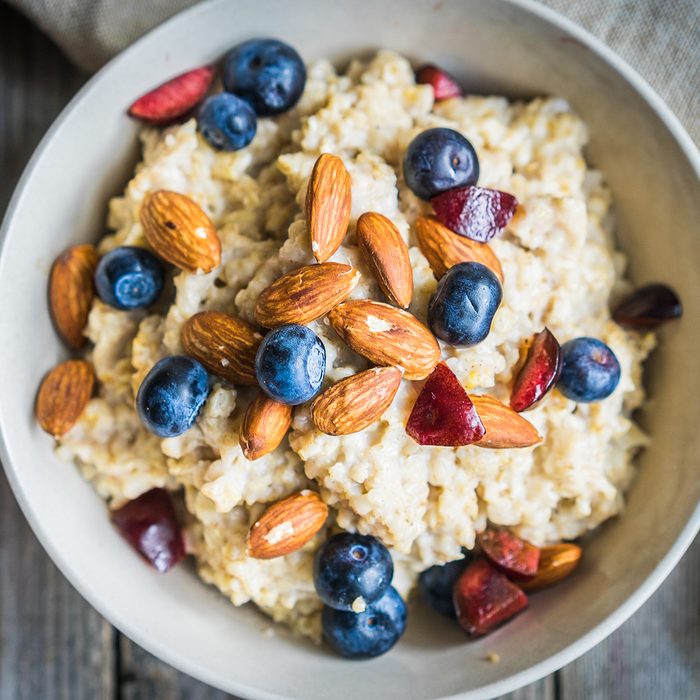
[{"xmin": 0, "ymin": 2, "xmax": 698, "ymax": 700}]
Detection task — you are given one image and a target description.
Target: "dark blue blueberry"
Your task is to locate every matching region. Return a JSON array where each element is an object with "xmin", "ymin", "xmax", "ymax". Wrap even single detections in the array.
[
  {"xmin": 222, "ymin": 39, "xmax": 306, "ymax": 116},
  {"xmin": 255, "ymin": 324, "xmax": 325, "ymax": 405},
  {"xmin": 558, "ymin": 337, "xmax": 621, "ymax": 402},
  {"xmin": 403, "ymin": 127, "xmax": 479, "ymax": 201},
  {"xmin": 418, "ymin": 553, "xmax": 474, "ymax": 618},
  {"xmin": 198, "ymin": 93, "xmax": 257, "ymax": 151},
  {"xmin": 136, "ymin": 356, "xmax": 210, "ymax": 437},
  {"xmin": 428, "ymin": 261, "xmax": 502, "ymax": 346},
  {"xmin": 314, "ymin": 533, "xmax": 394, "ymax": 611},
  {"xmin": 322, "ymin": 586, "xmax": 407, "ymax": 659},
  {"xmin": 94, "ymin": 246, "xmax": 164, "ymax": 310}
]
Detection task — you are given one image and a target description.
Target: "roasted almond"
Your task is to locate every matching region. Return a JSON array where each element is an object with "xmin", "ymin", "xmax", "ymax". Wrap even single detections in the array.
[
  {"xmin": 240, "ymin": 393, "xmax": 293, "ymax": 460},
  {"xmin": 255, "ymin": 262, "xmax": 360, "ymax": 328},
  {"xmin": 415, "ymin": 215, "xmax": 503, "ymax": 282},
  {"xmin": 311, "ymin": 366, "xmax": 402, "ymax": 435},
  {"xmin": 36, "ymin": 360, "xmax": 94, "ymax": 437},
  {"xmin": 357, "ymin": 212, "xmax": 413, "ymax": 308},
  {"xmin": 305, "ymin": 153, "xmax": 352, "ymax": 263},
  {"xmin": 181, "ymin": 311, "xmax": 262, "ymax": 385},
  {"xmin": 141, "ymin": 190, "xmax": 221, "ymax": 273},
  {"xmin": 471, "ymin": 394, "xmax": 542, "ymax": 448},
  {"xmin": 247, "ymin": 490, "xmax": 328, "ymax": 559},
  {"xmin": 328, "ymin": 300, "xmax": 440, "ymax": 380},
  {"xmin": 49, "ymin": 244, "xmax": 98, "ymax": 349},
  {"xmin": 519, "ymin": 543, "xmax": 582, "ymax": 591}
]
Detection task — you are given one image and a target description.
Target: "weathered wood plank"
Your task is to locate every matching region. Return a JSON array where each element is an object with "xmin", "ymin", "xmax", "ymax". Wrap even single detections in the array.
[{"xmin": 0, "ymin": 7, "xmax": 115, "ymax": 700}]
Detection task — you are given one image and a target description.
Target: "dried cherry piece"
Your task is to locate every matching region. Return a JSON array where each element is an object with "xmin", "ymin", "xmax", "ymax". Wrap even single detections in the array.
[
  {"xmin": 453, "ymin": 558, "xmax": 528, "ymax": 637},
  {"xmin": 415, "ymin": 64, "xmax": 464, "ymax": 100},
  {"xmin": 432, "ymin": 185, "xmax": 518, "ymax": 242},
  {"xmin": 510, "ymin": 328, "xmax": 562, "ymax": 412},
  {"xmin": 406, "ymin": 363, "xmax": 485, "ymax": 446},
  {"xmin": 613, "ymin": 284, "xmax": 682, "ymax": 329},
  {"xmin": 112, "ymin": 488, "xmax": 185, "ymax": 573},
  {"xmin": 477, "ymin": 526, "xmax": 540, "ymax": 580}
]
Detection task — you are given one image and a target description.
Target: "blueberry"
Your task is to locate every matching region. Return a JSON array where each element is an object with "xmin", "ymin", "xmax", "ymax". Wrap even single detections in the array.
[
  {"xmin": 255, "ymin": 324, "xmax": 325, "ymax": 405},
  {"xmin": 403, "ymin": 127, "xmax": 479, "ymax": 201},
  {"xmin": 314, "ymin": 533, "xmax": 394, "ymax": 611},
  {"xmin": 198, "ymin": 93, "xmax": 257, "ymax": 151},
  {"xmin": 428, "ymin": 262, "xmax": 502, "ymax": 346},
  {"xmin": 322, "ymin": 587, "xmax": 407, "ymax": 659},
  {"xmin": 94, "ymin": 246, "xmax": 164, "ymax": 310},
  {"xmin": 222, "ymin": 39, "xmax": 306, "ymax": 116},
  {"xmin": 136, "ymin": 356, "xmax": 210, "ymax": 437},
  {"xmin": 557, "ymin": 337, "xmax": 621, "ymax": 402},
  {"xmin": 418, "ymin": 553, "xmax": 473, "ymax": 618}
]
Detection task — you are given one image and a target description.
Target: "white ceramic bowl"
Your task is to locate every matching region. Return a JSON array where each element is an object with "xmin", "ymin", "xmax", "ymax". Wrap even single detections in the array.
[{"xmin": 1, "ymin": 1, "xmax": 699, "ymax": 698}]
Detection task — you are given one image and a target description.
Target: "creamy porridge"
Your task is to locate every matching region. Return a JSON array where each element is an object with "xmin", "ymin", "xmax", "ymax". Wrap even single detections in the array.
[{"xmin": 41, "ymin": 48, "xmax": 664, "ymax": 648}]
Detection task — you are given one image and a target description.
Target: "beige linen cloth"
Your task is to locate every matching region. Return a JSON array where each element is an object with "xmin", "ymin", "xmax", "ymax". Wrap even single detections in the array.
[{"xmin": 5, "ymin": 0, "xmax": 700, "ymax": 143}]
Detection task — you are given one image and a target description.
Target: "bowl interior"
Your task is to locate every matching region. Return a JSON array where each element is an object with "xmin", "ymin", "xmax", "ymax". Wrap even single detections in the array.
[{"xmin": 1, "ymin": 1, "xmax": 699, "ymax": 699}]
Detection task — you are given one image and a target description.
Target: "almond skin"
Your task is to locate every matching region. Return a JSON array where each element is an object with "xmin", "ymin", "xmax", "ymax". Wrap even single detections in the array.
[
  {"xmin": 247, "ymin": 490, "xmax": 328, "ymax": 559},
  {"xmin": 305, "ymin": 154, "xmax": 352, "ymax": 263},
  {"xmin": 519, "ymin": 543, "xmax": 582, "ymax": 591},
  {"xmin": 181, "ymin": 311, "xmax": 262, "ymax": 386},
  {"xmin": 255, "ymin": 262, "xmax": 360, "ymax": 328},
  {"xmin": 311, "ymin": 366, "xmax": 402, "ymax": 435},
  {"xmin": 240, "ymin": 393, "xmax": 293, "ymax": 460},
  {"xmin": 415, "ymin": 215, "xmax": 503, "ymax": 282},
  {"xmin": 49, "ymin": 244, "xmax": 98, "ymax": 349},
  {"xmin": 141, "ymin": 190, "xmax": 221, "ymax": 273},
  {"xmin": 471, "ymin": 394, "xmax": 542, "ymax": 448},
  {"xmin": 357, "ymin": 212, "xmax": 413, "ymax": 308},
  {"xmin": 36, "ymin": 360, "xmax": 94, "ymax": 437},
  {"xmin": 328, "ymin": 300, "xmax": 440, "ymax": 380}
]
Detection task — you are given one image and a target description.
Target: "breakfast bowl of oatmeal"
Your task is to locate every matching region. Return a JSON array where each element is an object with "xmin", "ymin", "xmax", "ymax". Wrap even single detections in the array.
[{"xmin": 2, "ymin": 0, "xmax": 699, "ymax": 698}]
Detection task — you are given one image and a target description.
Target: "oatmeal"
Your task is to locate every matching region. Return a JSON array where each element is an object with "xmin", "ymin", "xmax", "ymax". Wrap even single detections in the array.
[{"xmin": 51, "ymin": 50, "xmax": 655, "ymax": 642}]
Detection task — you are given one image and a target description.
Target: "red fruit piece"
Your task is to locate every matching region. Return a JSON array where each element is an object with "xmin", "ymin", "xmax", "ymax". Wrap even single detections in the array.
[
  {"xmin": 112, "ymin": 488, "xmax": 185, "ymax": 573},
  {"xmin": 415, "ymin": 64, "xmax": 464, "ymax": 100},
  {"xmin": 406, "ymin": 362, "xmax": 485, "ymax": 446},
  {"xmin": 432, "ymin": 185, "xmax": 518, "ymax": 242},
  {"xmin": 128, "ymin": 65, "xmax": 216, "ymax": 125},
  {"xmin": 453, "ymin": 558, "xmax": 528, "ymax": 637},
  {"xmin": 477, "ymin": 526, "xmax": 540, "ymax": 580},
  {"xmin": 613, "ymin": 283, "xmax": 682, "ymax": 329},
  {"xmin": 510, "ymin": 327, "xmax": 562, "ymax": 412}
]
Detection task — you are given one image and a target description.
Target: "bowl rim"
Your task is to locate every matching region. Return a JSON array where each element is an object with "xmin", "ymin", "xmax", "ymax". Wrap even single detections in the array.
[{"xmin": 1, "ymin": 1, "xmax": 699, "ymax": 698}]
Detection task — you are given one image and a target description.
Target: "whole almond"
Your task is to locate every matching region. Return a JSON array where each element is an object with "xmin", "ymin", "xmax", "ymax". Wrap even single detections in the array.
[
  {"xmin": 305, "ymin": 154, "xmax": 352, "ymax": 263},
  {"xmin": 141, "ymin": 190, "xmax": 221, "ymax": 273},
  {"xmin": 357, "ymin": 212, "xmax": 413, "ymax": 308},
  {"xmin": 36, "ymin": 360, "xmax": 94, "ymax": 437},
  {"xmin": 240, "ymin": 393, "xmax": 293, "ymax": 460},
  {"xmin": 182, "ymin": 311, "xmax": 262, "ymax": 385},
  {"xmin": 328, "ymin": 300, "xmax": 440, "ymax": 380},
  {"xmin": 49, "ymin": 244, "xmax": 98, "ymax": 349},
  {"xmin": 311, "ymin": 366, "xmax": 402, "ymax": 435},
  {"xmin": 255, "ymin": 263, "xmax": 360, "ymax": 328},
  {"xmin": 415, "ymin": 215, "xmax": 503, "ymax": 282},
  {"xmin": 519, "ymin": 543, "xmax": 582, "ymax": 591},
  {"xmin": 471, "ymin": 394, "xmax": 542, "ymax": 448},
  {"xmin": 247, "ymin": 490, "xmax": 328, "ymax": 559}
]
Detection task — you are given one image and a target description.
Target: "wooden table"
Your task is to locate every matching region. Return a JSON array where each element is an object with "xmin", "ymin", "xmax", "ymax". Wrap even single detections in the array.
[{"xmin": 1, "ymin": 3, "xmax": 698, "ymax": 698}]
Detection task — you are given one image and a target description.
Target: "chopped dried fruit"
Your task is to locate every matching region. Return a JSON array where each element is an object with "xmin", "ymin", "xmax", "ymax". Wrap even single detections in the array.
[
  {"xmin": 128, "ymin": 65, "xmax": 216, "ymax": 124},
  {"xmin": 613, "ymin": 283, "xmax": 682, "ymax": 328},
  {"xmin": 406, "ymin": 363, "xmax": 485, "ymax": 446},
  {"xmin": 432, "ymin": 185, "xmax": 518, "ymax": 242},
  {"xmin": 415, "ymin": 64, "xmax": 463, "ymax": 100},
  {"xmin": 112, "ymin": 488, "xmax": 185, "ymax": 573},
  {"xmin": 477, "ymin": 527, "xmax": 540, "ymax": 580},
  {"xmin": 453, "ymin": 558, "xmax": 528, "ymax": 637},
  {"xmin": 510, "ymin": 328, "xmax": 562, "ymax": 412}
]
